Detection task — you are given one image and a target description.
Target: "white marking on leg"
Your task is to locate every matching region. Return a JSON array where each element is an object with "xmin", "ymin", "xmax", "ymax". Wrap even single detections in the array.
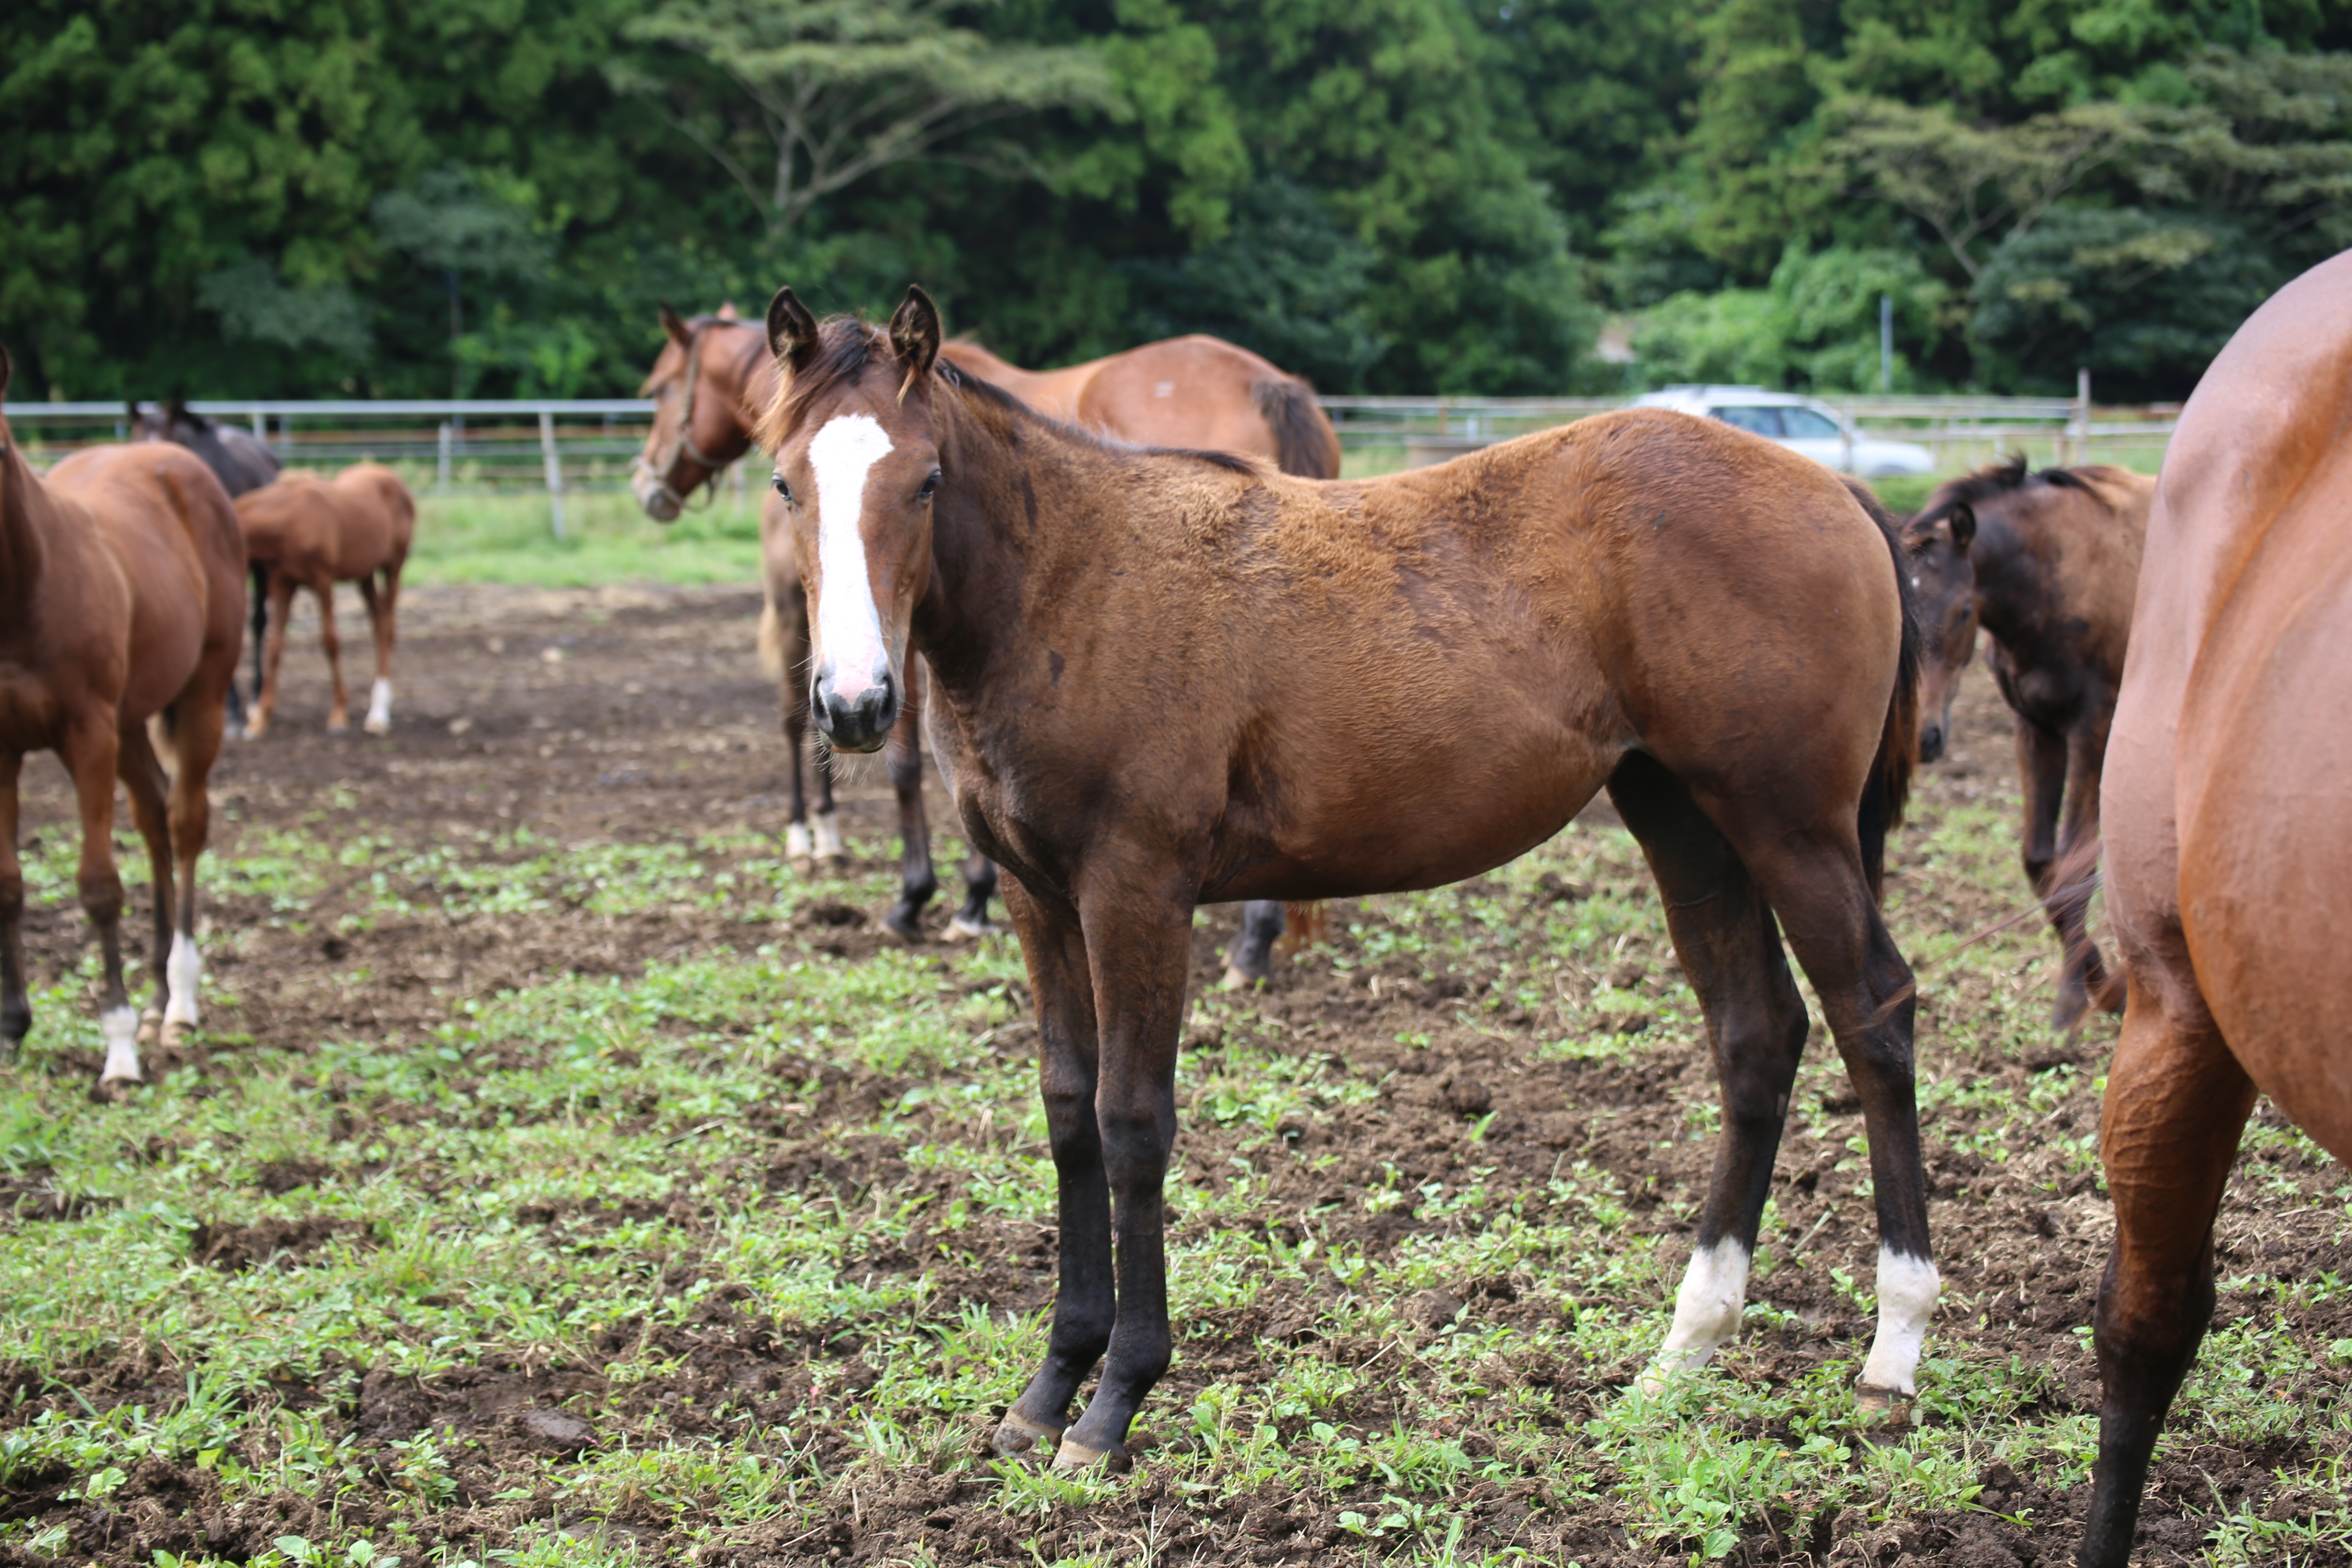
[
  {"xmin": 363, "ymin": 677, "xmax": 392, "ymax": 733},
  {"xmin": 163, "ymin": 933, "xmax": 202, "ymax": 1029},
  {"xmin": 100, "ymin": 1006, "xmax": 143, "ymax": 1084},
  {"xmin": 812, "ymin": 811, "xmax": 844, "ymax": 860},
  {"xmin": 1640, "ymin": 1238, "xmax": 1752, "ymax": 1392},
  {"xmin": 785, "ymin": 822, "xmax": 815, "ymax": 862},
  {"xmin": 808, "ymin": 414, "xmax": 896, "ymax": 699},
  {"xmin": 1858, "ymin": 1247, "xmax": 1941, "ymax": 1396}
]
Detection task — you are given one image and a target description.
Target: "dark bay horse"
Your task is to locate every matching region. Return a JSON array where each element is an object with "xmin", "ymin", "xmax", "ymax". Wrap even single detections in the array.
[
  {"xmin": 754, "ymin": 286, "xmax": 1932, "ymax": 1470},
  {"xmin": 1, "ymin": 347, "xmax": 244, "ymax": 1089},
  {"xmin": 1904, "ymin": 458, "xmax": 2152, "ymax": 1031},
  {"xmin": 130, "ymin": 401, "xmax": 283, "ymax": 730},
  {"xmin": 630, "ymin": 307, "xmax": 1336, "ymax": 957},
  {"xmin": 2076, "ymin": 252, "xmax": 2352, "ymax": 1567},
  {"xmin": 234, "ymin": 466, "xmax": 415, "ymax": 737}
]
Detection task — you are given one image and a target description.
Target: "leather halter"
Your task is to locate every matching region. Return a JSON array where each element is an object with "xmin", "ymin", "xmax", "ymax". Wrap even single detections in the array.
[{"xmin": 638, "ymin": 323, "xmax": 758, "ymax": 514}]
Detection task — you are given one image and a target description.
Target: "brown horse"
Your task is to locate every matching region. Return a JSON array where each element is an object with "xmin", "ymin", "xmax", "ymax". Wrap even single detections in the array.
[
  {"xmin": 631, "ymin": 306, "xmax": 1339, "ymax": 953},
  {"xmin": 1904, "ymin": 458, "xmax": 2152, "ymax": 1031},
  {"xmin": 234, "ymin": 465, "xmax": 415, "ymax": 738},
  {"xmin": 2077, "ymin": 253, "xmax": 2352, "ymax": 1567},
  {"xmin": 754, "ymin": 285, "xmax": 1932, "ymax": 1470},
  {"xmin": 0, "ymin": 345, "xmax": 244, "ymax": 1089},
  {"xmin": 129, "ymin": 401, "xmax": 283, "ymax": 731}
]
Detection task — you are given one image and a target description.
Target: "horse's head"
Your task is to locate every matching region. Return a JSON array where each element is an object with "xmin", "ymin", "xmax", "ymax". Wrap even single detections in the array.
[
  {"xmin": 753, "ymin": 285, "xmax": 951, "ymax": 753},
  {"xmin": 631, "ymin": 303, "xmax": 760, "ymax": 523},
  {"xmin": 1901, "ymin": 499, "xmax": 1978, "ymax": 763}
]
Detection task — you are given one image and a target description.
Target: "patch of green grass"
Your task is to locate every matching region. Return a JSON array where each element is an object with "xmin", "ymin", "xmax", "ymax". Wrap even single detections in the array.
[{"xmin": 406, "ymin": 490, "xmax": 764, "ymax": 587}]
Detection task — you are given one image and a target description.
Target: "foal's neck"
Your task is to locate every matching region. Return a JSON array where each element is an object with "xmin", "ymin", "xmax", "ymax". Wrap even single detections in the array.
[{"xmin": 0, "ymin": 440, "xmax": 46, "ymax": 624}]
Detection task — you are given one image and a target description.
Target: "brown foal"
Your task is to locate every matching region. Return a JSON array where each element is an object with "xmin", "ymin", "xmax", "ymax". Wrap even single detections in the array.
[
  {"xmin": 1904, "ymin": 458, "xmax": 2152, "ymax": 1031},
  {"xmin": 754, "ymin": 286, "xmax": 1933, "ymax": 1470},
  {"xmin": 2077, "ymin": 252, "xmax": 2352, "ymax": 1567},
  {"xmin": 234, "ymin": 464, "xmax": 415, "ymax": 737},
  {"xmin": 0, "ymin": 345, "xmax": 244, "ymax": 1089}
]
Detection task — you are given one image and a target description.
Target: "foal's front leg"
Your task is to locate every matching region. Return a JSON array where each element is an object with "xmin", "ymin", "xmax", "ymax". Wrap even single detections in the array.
[{"xmin": 0, "ymin": 755, "xmax": 28, "ymax": 1048}]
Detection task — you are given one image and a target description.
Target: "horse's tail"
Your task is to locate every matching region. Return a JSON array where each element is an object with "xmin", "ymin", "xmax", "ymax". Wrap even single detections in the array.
[
  {"xmin": 145, "ymin": 710, "xmax": 181, "ymax": 781},
  {"xmin": 1252, "ymin": 378, "xmax": 1342, "ymax": 480},
  {"xmin": 756, "ymin": 588, "xmax": 786, "ymax": 680},
  {"xmin": 247, "ymin": 561, "xmax": 270, "ymax": 707},
  {"xmin": 1844, "ymin": 477, "xmax": 1921, "ymax": 902}
]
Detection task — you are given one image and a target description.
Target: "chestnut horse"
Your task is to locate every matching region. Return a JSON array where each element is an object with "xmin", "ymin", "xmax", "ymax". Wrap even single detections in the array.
[
  {"xmin": 0, "ymin": 346, "xmax": 244, "ymax": 1089},
  {"xmin": 130, "ymin": 401, "xmax": 282, "ymax": 731},
  {"xmin": 754, "ymin": 286, "xmax": 1931, "ymax": 1470},
  {"xmin": 234, "ymin": 465, "xmax": 415, "ymax": 738},
  {"xmin": 630, "ymin": 306, "xmax": 1339, "ymax": 956},
  {"xmin": 1904, "ymin": 458, "xmax": 2152, "ymax": 1031},
  {"xmin": 2077, "ymin": 253, "xmax": 2352, "ymax": 1566}
]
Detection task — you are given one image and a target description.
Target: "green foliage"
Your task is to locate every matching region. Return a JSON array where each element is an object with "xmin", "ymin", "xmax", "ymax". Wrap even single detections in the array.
[{"xmin": 1629, "ymin": 245, "xmax": 1949, "ymax": 392}]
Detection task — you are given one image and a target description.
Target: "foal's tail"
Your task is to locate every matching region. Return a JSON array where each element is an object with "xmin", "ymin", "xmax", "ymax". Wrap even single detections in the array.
[
  {"xmin": 1253, "ymin": 378, "xmax": 1343, "ymax": 480},
  {"xmin": 1844, "ymin": 477, "xmax": 1922, "ymax": 902}
]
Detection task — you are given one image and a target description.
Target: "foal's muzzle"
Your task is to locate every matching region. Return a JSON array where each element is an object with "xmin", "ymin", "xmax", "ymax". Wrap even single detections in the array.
[
  {"xmin": 630, "ymin": 461, "xmax": 684, "ymax": 523},
  {"xmin": 1918, "ymin": 721, "xmax": 1947, "ymax": 764},
  {"xmin": 813, "ymin": 663, "xmax": 898, "ymax": 753}
]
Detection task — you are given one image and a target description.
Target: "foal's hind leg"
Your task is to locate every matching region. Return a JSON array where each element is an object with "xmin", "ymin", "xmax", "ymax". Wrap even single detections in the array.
[
  {"xmin": 247, "ymin": 571, "xmax": 300, "ymax": 740},
  {"xmin": 2077, "ymin": 974, "xmax": 2255, "ymax": 1568},
  {"xmin": 881, "ymin": 679, "xmax": 938, "ymax": 942},
  {"xmin": 356, "ymin": 568, "xmax": 399, "ymax": 734},
  {"xmin": 1608, "ymin": 755, "xmax": 1811, "ymax": 1391},
  {"xmin": 59, "ymin": 717, "xmax": 140, "ymax": 1087},
  {"xmin": 0, "ymin": 755, "xmax": 28, "ymax": 1048},
  {"xmin": 116, "ymin": 724, "xmax": 177, "ymax": 1035},
  {"xmin": 1220, "ymin": 901, "xmax": 1286, "ymax": 989},
  {"xmin": 316, "ymin": 582, "xmax": 352, "ymax": 732},
  {"xmin": 158, "ymin": 698, "xmax": 225, "ymax": 1046},
  {"xmin": 950, "ymin": 853, "xmax": 999, "ymax": 940}
]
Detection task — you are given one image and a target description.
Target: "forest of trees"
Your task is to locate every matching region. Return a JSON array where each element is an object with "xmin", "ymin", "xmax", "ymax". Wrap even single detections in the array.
[{"xmin": 4, "ymin": 0, "xmax": 2349, "ymax": 403}]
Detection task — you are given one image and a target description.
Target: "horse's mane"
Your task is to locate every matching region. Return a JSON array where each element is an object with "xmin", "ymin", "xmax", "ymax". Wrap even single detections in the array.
[
  {"xmin": 1914, "ymin": 453, "xmax": 2140, "ymax": 528},
  {"xmin": 754, "ymin": 314, "xmax": 1257, "ymax": 476}
]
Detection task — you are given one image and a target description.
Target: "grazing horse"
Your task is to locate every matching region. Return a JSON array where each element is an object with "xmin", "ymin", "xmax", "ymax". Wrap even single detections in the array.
[
  {"xmin": 129, "ymin": 401, "xmax": 283, "ymax": 731},
  {"xmin": 0, "ymin": 345, "xmax": 243, "ymax": 1089},
  {"xmin": 234, "ymin": 465, "xmax": 415, "ymax": 737},
  {"xmin": 630, "ymin": 306, "xmax": 1339, "ymax": 956},
  {"xmin": 2077, "ymin": 252, "xmax": 2352, "ymax": 1567},
  {"xmin": 1904, "ymin": 458, "xmax": 2152, "ymax": 1031},
  {"xmin": 754, "ymin": 286, "xmax": 1933, "ymax": 1470}
]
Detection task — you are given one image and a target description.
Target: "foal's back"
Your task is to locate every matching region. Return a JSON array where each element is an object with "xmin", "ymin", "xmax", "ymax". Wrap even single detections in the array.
[{"xmin": 236, "ymin": 464, "xmax": 412, "ymax": 580}]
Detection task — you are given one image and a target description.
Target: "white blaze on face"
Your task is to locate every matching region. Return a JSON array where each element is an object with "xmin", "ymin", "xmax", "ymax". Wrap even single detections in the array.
[
  {"xmin": 1858, "ymin": 1247, "xmax": 1941, "ymax": 1395},
  {"xmin": 808, "ymin": 413, "xmax": 897, "ymax": 700},
  {"xmin": 100, "ymin": 1006, "xmax": 142, "ymax": 1084},
  {"xmin": 1639, "ymin": 1238, "xmax": 1752, "ymax": 1392},
  {"xmin": 163, "ymin": 933, "xmax": 202, "ymax": 1028}
]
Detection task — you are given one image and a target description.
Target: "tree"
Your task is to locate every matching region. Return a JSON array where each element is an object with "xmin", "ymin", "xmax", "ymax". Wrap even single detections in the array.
[
  {"xmin": 613, "ymin": 0, "xmax": 1116, "ymax": 234},
  {"xmin": 373, "ymin": 167, "xmax": 552, "ymax": 394}
]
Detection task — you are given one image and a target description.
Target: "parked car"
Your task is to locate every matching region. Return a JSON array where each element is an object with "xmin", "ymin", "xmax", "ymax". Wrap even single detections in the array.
[{"xmin": 1631, "ymin": 386, "xmax": 1935, "ymax": 477}]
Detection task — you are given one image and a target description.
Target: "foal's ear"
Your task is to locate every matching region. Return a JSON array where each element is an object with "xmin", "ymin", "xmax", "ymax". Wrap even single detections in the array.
[
  {"xmin": 889, "ymin": 285, "xmax": 942, "ymax": 398},
  {"xmin": 658, "ymin": 302, "xmax": 693, "ymax": 349},
  {"xmin": 766, "ymin": 286, "xmax": 820, "ymax": 371},
  {"xmin": 1948, "ymin": 502, "xmax": 1976, "ymax": 554}
]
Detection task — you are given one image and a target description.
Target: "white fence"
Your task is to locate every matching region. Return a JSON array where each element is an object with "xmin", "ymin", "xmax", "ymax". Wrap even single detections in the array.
[{"xmin": 5, "ymin": 389, "xmax": 2179, "ymax": 501}]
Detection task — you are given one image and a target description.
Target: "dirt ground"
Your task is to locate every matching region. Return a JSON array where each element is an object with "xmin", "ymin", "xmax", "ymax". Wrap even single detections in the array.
[{"xmin": 4, "ymin": 582, "xmax": 2346, "ymax": 1568}]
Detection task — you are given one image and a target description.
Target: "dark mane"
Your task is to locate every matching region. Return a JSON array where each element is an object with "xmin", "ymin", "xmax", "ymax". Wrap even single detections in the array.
[
  {"xmin": 1913, "ymin": 453, "xmax": 2105, "ymax": 528},
  {"xmin": 758, "ymin": 314, "xmax": 1262, "ymax": 477}
]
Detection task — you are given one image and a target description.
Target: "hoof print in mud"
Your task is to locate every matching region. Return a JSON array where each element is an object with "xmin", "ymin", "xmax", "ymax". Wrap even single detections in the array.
[{"xmin": 518, "ymin": 1408, "xmax": 595, "ymax": 1455}]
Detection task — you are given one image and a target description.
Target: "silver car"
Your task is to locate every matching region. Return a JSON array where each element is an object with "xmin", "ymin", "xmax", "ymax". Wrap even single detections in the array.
[{"xmin": 1631, "ymin": 386, "xmax": 1935, "ymax": 478}]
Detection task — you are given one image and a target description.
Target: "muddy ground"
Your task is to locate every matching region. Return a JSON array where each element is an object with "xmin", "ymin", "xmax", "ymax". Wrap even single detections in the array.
[{"xmin": 4, "ymin": 582, "xmax": 2346, "ymax": 1567}]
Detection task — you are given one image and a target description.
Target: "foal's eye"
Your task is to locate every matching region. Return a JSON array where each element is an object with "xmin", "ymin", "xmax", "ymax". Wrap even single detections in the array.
[
  {"xmin": 917, "ymin": 470, "xmax": 941, "ymax": 501},
  {"xmin": 773, "ymin": 475, "xmax": 793, "ymax": 503}
]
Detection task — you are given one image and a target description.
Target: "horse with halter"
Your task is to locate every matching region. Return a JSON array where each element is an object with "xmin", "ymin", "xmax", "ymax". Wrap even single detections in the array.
[
  {"xmin": 233, "ymin": 465, "xmax": 416, "ymax": 738},
  {"xmin": 1, "ymin": 347, "xmax": 245, "ymax": 1090},
  {"xmin": 630, "ymin": 304, "xmax": 1342, "ymax": 960},
  {"xmin": 754, "ymin": 284, "xmax": 1932, "ymax": 1471},
  {"xmin": 1904, "ymin": 457, "xmax": 2152, "ymax": 1032},
  {"xmin": 129, "ymin": 400, "xmax": 283, "ymax": 730},
  {"xmin": 2075, "ymin": 250, "xmax": 2352, "ymax": 1567}
]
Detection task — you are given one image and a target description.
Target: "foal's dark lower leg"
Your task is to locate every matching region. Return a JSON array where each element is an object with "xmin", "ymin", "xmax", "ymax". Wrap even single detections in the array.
[
  {"xmin": 1608, "ymin": 754, "xmax": 1810, "ymax": 1382},
  {"xmin": 881, "ymin": 702, "xmax": 938, "ymax": 941},
  {"xmin": 1220, "ymin": 900, "xmax": 1286, "ymax": 987},
  {"xmin": 951, "ymin": 853, "xmax": 999, "ymax": 936},
  {"xmin": 0, "ymin": 757, "xmax": 27, "ymax": 1047}
]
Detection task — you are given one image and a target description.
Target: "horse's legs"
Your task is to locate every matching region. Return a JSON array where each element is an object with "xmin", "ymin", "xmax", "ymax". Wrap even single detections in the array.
[
  {"xmin": 881, "ymin": 673, "xmax": 937, "ymax": 942},
  {"xmin": 247, "ymin": 571, "xmax": 299, "ymax": 739},
  {"xmin": 158, "ymin": 697, "xmax": 224, "ymax": 1046},
  {"xmin": 951, "ymin": 852, "xmax": 999, "ymax": 939},
  {"xmin": 1219, "ymin": 900, "xmax": 1287, "ymax": 989},
  {"xmin": 2078, "ymin": 977, "xmax": 2254, "ymax": 1568},
  {"xmin": 356, "ymin": 566, "xmax": 400, "ymax": 734},
  {"xmin": 1727, "ymin": 807, "xmax": 1931, "ymax": 1411},
  {"xmin": 316, "ymin": 582, "xmax": 351, "ymax": 732},
  {"xmin": 244, "ymin": 561, "xmax": 269, "ymax": 713},
  {"xmin": 1607, "ymin": 755, "xmax": 1812, "ymax": 1390},
  {"xmin": 991, "ymin": 874, "xmax": 1114, "ymax": 1457},
  {"xmin": 2053, "ymin": 724, "xmax": 2122, "ymax": 1022},
  {"xmin": 0, "ymin": 754, "xmax": 27, "ymax": 1048},
  {"xmin": 1054, "ymin": 872, "xmax": 1192, "ymax": 1470},
  {"xmin": 115, "ymin": 723, "xmax": 176, "ymax": 1029},
  {"xmin": 2015, "ymin": 716, "xmax": 2089, "ymax": 1030},
  {"xmin": 60, "ymin": 717, "xmax": 139, "ymax": 1086}
]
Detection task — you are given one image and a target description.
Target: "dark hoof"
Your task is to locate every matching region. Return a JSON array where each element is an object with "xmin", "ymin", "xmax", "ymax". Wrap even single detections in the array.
[
  {"xmin": 991, "ymin": 1412, "xmax": 1065, "ymax": 1459},
  {"xmin": 882, "ymin": 903, "xmax": 924, "ymax": 944}
]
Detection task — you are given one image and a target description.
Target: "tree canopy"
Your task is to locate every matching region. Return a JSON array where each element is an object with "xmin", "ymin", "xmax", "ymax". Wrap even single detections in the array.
[{"xmin": 3, "ymin": 0, "xmax": 2346, "ymax": 401}]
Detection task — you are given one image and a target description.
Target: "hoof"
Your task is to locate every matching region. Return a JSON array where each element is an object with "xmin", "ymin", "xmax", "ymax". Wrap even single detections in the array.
[
  {"xmin": 327, "ymin": 716, "xmax": 350, "ymax": 734},
  {"xmin": 1051, "ymin": 1434, "xmax": 1131, "ymax": 1474},
  {"xmin": 1219, "ymin": 964, "xmax": 1265, "ymax": 992},
  {"xmin": 158, "ymin": 1018, "xmax": 192, "ymax": 1051},
  {"xmin": 362, "ymin": 716, "xmax": 390, "ymax": 736},
  {"xmin": 881, "ymin": 906, "xmax": 924, "ymax": 945},
  {"xmin": 93, "ymin": 1073, "xmax": 143, "ymax": 1103},
  {"xmin": 991, "ymin": 1412, "xmax": 1065, "ymax": 1459},
  {"xmin": 1854, "ymin": 1384, "xmax": 1913, "ymax": 1428},
  {"xmin": 136, "ymin": 1010, "xmax": 162, "ymax": 1047},
  {"xmin": 943, "ymin": 914, "xmax": 993, "ymax": 942}
]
